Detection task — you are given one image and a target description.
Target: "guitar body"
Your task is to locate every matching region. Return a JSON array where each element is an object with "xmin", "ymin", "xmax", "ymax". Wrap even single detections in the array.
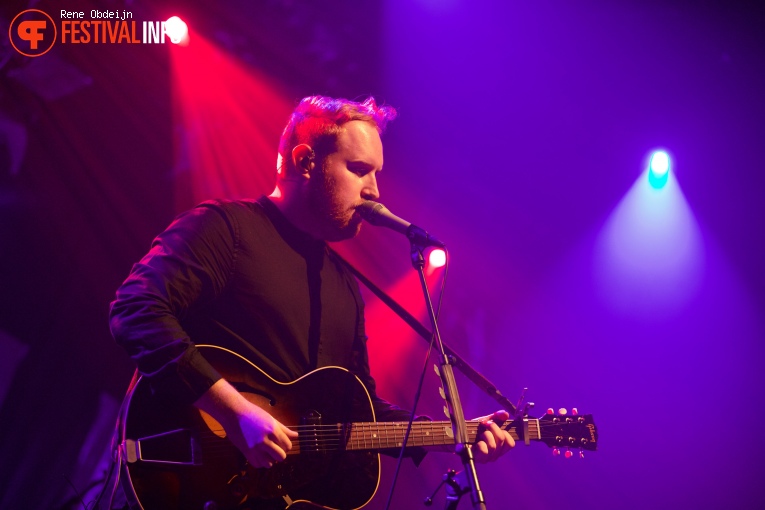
[{"xmin": 121, "ymin": 345, "xmax": 380, "ymax": 510}]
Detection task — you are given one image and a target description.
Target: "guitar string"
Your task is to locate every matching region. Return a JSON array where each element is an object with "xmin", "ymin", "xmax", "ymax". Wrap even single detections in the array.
[
  {"xmin": 193, "ymin": 420, "xmax": 563, "ymax": 432},
  {"xmin": 196, "ymin": 431, "xmax": 470, "ymax": 446},
  {"xmin": 194, "ymin": 422, "xmax": 558, "ymax": 441},
  {"xmin": 192, "ymin": 424, "xmax": 570, "ymax": 448},
  {"xmin": 187, "ymin": 430, "xmax": 580, "ymax": 461},
  {"xmin": 187, "ymin": 424, "xmax": 590, "ymax": 460},
  {"xmin": 195, "ymin": 425, "xmax": 497, "ymax": 450},
  {"xmin": 194, "ymin": 436, "xmax": 583, "ymax": 456},
  {"xmin": 195, "ymin": 423, "xmax": 530, "ymax": 440},
  {"xmin": 190, "ymin": 423, "xmax": 557, "ymax": 458},
  {"xmin": 195, "ymin": 420, "xmax": 576, "ymax": 430},
  {"xmin": 150, "ymin": 421, "xmax": 584, "ymax": 461}
]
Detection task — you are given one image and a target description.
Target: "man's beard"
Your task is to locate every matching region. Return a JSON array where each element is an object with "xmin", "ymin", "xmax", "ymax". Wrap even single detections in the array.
[{"xmin": 307, "ymin": 167, "xmax": 362, "ymax": 241}]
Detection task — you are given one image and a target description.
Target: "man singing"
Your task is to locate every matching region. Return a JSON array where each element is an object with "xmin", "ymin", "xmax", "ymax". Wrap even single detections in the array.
[{"xmin": 109, "ymin": 96, "xmax": 513, "ymax": 508}]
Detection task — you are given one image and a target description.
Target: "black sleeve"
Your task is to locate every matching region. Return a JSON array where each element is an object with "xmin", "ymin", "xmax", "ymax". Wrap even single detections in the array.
[{"xmin": 109, "ymin": 202, "xmax": 238, "ymax": 405}]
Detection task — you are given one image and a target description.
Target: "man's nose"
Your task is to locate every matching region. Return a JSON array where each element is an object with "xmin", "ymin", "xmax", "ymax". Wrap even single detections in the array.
[{"xmin": 361, "ymin": 175, "xmax": 379, "ymax": 201}]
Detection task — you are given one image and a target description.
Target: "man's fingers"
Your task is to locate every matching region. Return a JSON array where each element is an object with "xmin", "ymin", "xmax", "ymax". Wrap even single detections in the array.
[
  {"xmin": 481, "ymin": 425, "xmax": 498, "ymax": 451},
  {"xmin": 475, "ymin": 439, "xmax": 489, "ymax": 458},
  {"xmin": 483, "ymin": 427, "xmax": 501, "ymax": 462},
  {"xmin": 248, "ymin": 439, "xmax": 287, "ymax": 467},
  {"xmin": 469, "ymin": 410, "xmax": 516, "ymax": 464},
  {"xmin": 266, "ymin": 440, "xmax": 288, "ymax": 462},
  {"xmin": 477, "ymin": 419, "xmax": 513, "ymax": 463},
  {"xmin": 491, "ymin": 410, "xmax": 509, "ymax": 423},
  {"xmin": 502, "ymin": 429, "xmax": 515, "ymax": 452},
  {"xmin": 246, "ymin": 449, "xmax": 276, "ymax": 469},
  {"xmin": 283, "ymin": 425, "xmax": 299, "ymax": 439},
  {"xmin": 279, "ymin": 424, "xmax": 299, "ymax": 451},
  {"xmin": 242, "ymin": 428, "xmax": 292, "ymax": 467},
  {"xmin": 274, "ymin": 423, "xmax": 299, "ymax": 453}
]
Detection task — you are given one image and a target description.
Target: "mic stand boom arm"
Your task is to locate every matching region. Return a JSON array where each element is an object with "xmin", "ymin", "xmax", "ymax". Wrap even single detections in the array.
[{"xmin": 331, "ymin": 248, "xmax": 517, "ymax": 416}]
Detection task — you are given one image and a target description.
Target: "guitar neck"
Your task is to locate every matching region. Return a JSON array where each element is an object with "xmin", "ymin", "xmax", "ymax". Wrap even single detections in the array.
[{"xmin": 343, "ymin": 419, "xmax": 539, "ymax": 451}]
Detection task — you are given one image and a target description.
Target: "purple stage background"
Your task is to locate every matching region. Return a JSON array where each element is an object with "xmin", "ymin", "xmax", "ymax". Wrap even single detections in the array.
[{"xmin": 1, "ymin": 0, "xmax": 763, "ymax": 509}]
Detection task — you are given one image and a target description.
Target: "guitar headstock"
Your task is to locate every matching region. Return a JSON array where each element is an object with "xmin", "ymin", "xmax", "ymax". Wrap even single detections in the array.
[{"xmin": 537, "ymin": 408, "xmax": 598, "ymax": 456}]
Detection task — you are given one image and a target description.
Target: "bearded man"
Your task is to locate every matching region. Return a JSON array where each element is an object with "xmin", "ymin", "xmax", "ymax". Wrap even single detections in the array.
[{"xmin": 109, "ymin": 96, "xmax": 513, "ymax": 509}]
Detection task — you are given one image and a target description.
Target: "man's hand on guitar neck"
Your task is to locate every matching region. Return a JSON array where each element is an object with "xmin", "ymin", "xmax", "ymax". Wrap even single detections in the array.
[
  {"xmin": 194, "ymin": 378, "xmax": 299, "ymax": 469},
  {"xmin": 473, "ymin": 410, "xmax": 515, "ymax": 463}
]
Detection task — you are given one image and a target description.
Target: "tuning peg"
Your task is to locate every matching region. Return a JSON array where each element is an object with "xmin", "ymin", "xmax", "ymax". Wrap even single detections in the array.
[
  {"xmin": 443, "ymin": 406, "xmax": 450, "ymax": 418},
  {"xmin": 564, "ymin": 449, "xmax": 573, "ymax": 459},
  {"xmin": 438, "ymin": 387, "xmax": 446, "ymax": 399},
  {"xmin": 546, "ymin": 408, "xmax": 554, "ymax": 415},
  {"xmin": 552, "ymin": 448, "xmax": 561, "ymax": 456},
  {"xmin": 572, "ymin": 408, "xmax": 578, "ymax": 416},
  {"xmin": 558, "ymin": 408, "xmax": 567, "ymax": 415}
]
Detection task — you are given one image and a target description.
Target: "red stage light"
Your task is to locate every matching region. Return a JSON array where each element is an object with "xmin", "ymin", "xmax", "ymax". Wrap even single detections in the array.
[
  {"xmin": 428, "ymin": 248, "xmax": 446, "ymax": 268},
  {"xmin": 165, "ymin": 16, "xmax": 189, "ymax": 45}
]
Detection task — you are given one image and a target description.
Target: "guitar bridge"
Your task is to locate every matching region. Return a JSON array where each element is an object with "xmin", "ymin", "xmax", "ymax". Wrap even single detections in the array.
[{"xmin": 122, "ymin": 428, "xmax": 201, "ymax": 466}]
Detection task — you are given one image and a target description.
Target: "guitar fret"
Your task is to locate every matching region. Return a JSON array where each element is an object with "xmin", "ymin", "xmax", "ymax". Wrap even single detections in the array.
[{"xmin": 346, "ymin": 418, "xmax": 536, "ymax": 452}]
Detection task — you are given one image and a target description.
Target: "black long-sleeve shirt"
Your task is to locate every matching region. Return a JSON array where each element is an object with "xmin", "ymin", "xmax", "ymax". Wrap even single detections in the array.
[{"xmin": 109, "ymin": 196, "xmax": 412, "ymax": 423}]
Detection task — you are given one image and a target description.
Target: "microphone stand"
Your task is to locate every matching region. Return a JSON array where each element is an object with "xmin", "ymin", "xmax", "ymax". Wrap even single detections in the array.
[
  {"xmin": 329, "ymin": 249, "xmax": 517, "ymax": 416},
  {"xmin": 409, "ymin": 240, "xmax": 487, "ymax": 510}
]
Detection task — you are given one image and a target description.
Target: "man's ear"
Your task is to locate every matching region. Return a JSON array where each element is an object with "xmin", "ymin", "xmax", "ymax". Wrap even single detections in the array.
[{"xmin": 291, "ymin": 144, "xmax": 315, "ymax": 178}]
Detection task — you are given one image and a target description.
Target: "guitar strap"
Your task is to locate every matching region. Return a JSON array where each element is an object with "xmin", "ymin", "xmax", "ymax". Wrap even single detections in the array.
[{"xmin": 327, "ymin": 247, "xmax": 517, "ymax": 416}]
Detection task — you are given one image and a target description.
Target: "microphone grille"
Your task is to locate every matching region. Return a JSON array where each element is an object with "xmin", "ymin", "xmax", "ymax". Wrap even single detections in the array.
[{"xmin": 357, "ymin": 200, "xmax": 386, "ymax": 222}]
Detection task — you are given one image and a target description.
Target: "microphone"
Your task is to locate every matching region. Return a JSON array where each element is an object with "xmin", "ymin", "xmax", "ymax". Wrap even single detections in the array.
[{"xmin": 357, "ymin": 201, "xmax": 446, "ymax": 249}]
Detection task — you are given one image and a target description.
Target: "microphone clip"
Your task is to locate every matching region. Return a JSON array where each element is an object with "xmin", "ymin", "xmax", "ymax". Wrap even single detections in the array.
[{"xmin": 407, "ymin": 225, "xmax": 446, "ymax": 250}]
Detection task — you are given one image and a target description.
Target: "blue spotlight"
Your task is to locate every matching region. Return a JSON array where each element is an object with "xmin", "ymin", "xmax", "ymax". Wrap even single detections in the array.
[{"xmin": 648, "ymin": 150, "xmax": 670, "ymax": 189}]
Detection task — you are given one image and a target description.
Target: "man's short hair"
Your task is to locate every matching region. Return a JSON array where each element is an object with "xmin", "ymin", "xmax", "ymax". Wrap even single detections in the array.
[{"xmin": 277, "ymin": 95, "xmax": 397, "ymax": 176}]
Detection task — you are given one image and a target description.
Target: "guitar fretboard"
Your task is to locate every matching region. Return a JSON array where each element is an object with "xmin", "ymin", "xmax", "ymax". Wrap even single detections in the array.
[{"xmin": 307, "ymin": 419, "xmax": 539, "ymax": 452}]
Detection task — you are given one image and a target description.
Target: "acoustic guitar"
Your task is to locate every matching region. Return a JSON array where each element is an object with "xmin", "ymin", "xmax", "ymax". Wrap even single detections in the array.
[{"xmin": 120, "ymin": 345, "xmax": 598, "ymax": 509}]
